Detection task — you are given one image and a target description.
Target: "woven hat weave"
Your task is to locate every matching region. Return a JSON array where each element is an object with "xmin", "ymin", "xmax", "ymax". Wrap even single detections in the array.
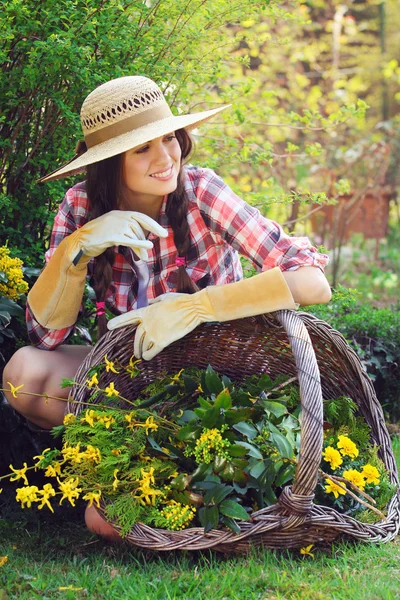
[{"xmin": 40, "ymin": 76, "xmax": 230, "ymax": 182}]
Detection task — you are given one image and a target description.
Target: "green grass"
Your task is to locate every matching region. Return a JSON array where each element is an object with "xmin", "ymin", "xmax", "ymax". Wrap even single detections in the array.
[{"xmin": 1, "ymin": 437, "xmax": 399, "ymax": 600}]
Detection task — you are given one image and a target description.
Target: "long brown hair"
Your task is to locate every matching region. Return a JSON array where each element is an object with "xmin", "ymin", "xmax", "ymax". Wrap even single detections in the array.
[{"xmin": 86, "ymin": 128, "xmax": 197, "ymax": 339}]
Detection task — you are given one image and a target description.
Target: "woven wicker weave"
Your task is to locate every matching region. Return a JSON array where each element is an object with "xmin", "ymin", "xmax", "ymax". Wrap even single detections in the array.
[{"xmin": 68, "ymin": 310, "xmax": 400, "ymax": 552}]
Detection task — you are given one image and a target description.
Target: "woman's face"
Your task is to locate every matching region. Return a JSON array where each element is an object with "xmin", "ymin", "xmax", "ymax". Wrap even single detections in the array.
[{"xmin": 121, "ymin": 133, "xmax": 182, "ymax": 206}]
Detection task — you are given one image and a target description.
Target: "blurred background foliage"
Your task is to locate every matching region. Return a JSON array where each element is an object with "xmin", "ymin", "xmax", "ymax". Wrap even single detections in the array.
[{"xmin": 1, "ymin": 0, "xmax": 399, "ymax": 422}]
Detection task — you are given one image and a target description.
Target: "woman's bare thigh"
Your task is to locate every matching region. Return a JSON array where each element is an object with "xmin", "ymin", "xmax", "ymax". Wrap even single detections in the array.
[{"xmin": 2, "ymin": 344, "xmax": 92, "ymax": 429}]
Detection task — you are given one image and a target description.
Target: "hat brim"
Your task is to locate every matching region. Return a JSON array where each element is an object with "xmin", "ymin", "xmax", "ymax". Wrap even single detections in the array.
[{"xmin": 39, "ymin": 105, "xmax": 230, "ymax": 183}]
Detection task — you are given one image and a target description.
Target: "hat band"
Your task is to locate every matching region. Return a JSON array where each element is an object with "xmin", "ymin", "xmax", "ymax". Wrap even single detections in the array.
[{"xmin": 84, "ymin": 104, "xmax": 174, "ymax": 149}]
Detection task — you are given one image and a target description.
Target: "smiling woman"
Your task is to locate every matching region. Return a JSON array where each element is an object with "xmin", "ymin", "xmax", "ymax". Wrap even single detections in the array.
[{"xmin": 3, "ymin": 74, "xmax": 330, "ymax": 430}]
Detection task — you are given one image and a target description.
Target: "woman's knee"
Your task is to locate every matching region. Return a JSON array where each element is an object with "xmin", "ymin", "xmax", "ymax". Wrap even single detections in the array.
[{"xmin": 3, "ymin": 346, "xmax": 47, "ymax": 401}]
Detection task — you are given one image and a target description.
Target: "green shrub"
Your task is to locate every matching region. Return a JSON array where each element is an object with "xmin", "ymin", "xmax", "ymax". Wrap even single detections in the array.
[{"xmin": 306, "ymin": 286, "xmax": 400, "ymax": 422}]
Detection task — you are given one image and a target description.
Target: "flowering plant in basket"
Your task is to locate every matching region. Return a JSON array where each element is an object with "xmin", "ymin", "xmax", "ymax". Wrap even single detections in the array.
[{"xmin": 1, "ymin": 358, "xmax": 395, "ymax": 535}]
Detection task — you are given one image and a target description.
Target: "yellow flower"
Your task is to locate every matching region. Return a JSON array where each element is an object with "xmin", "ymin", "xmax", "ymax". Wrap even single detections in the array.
[
  {"xmin": 125, "ymin": 412, "xmax": 135, "ymax": 424},
  {"xmin": 6, "ymin": 381, "xmax": 24, "ymax": 399},
  {"xmin": 98, "ymin": 415, "xmax": 115, "ymax": 429},
  {"xmin": 37, "ymin": 483, "xmax": 56, "ymax": 512},
  {"xmin": 362, "ymin": 464, "xmax": 380, "ymax": 485},
  {"xmin": 0, "ymin": 246, "xmax": 28, "ymax": 300},
  {"xmin": 126, "ymin": 356, "xmax": 141, "ymax": 378},
  {"xmin": 104, "ymin": 355, "xmax": 119, "ymax": 374},
  {"xmin": 82, "ymin": 445, "xmax": 101, "ymax": 464},
  {"xmin": 45, "ymin": 462, "xmax": 62, "ymax": 478},
  {"xmin": 143, "ymin": 416, "xmax": 158, "ymax": 434},
  {"xmin": 61, "ymin": 443, "xmax": 81, "ymax": 462},
  {"xmin": 9, "ymin": 462, "xmax": 29, "ymax": 485},
  {"xmin": 112, "ymin": 469, "xmax": 120, "ymax": 491},
  {"xmin": 322, "ymin": 446, "xmax": 343, "ymax": 470},
  {"xmin": 58, "ymin": 477, "xmax": 82, "ymax": 506},
  {"xmin": 170, "ymin": 369, "xmax": 184, "ymax": 383},
  {"xmin": 0, "ymin": 556, "xmax": 8, "ymax": 567},
  {"xmin": 161, "ymin": 501, "xmax": 196, "ymax": 530},
  {"xmin": 83, "ymin": 490, "xmax": 102, "ymax": 508},
  {"xmin": 33, "ymin": 448, "xmax": 52, "ymax": 465},
  {"xmin": 343, "ymin": 469, "xmax": 366, "ymax": 490},
  {"xmin": 63, "ymin": 413, "xmax": 76, "ymax": 425},
  {"xmin": 337, "ymin": 435, "xmax": 359, "ymax": 459},
  {"xmin": 86, "ymin": 373, "xmax": 99, "ymax": 388},
  {"xmin": 81, "ymin": 409, "xmax": 96, "ymax": 427},
  {"xmin": 324, "ymin": 478, "xmax": 347, "ymax": 499},
  {"xmin": 300, "ymin": 544, "xmax": 314, "ymax": 558},
  {"xmin": 105, "ymin": 382, "xmax": 119, "ymax": 397},
  {"xmin": 15, "ymin": 485, "xmax": 39, "ymax": 508}
]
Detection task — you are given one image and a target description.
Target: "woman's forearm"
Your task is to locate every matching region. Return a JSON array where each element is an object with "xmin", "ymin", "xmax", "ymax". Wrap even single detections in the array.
[{"xmin": 281, "ymin": 266, "xmax": 332, "ymax": 306}]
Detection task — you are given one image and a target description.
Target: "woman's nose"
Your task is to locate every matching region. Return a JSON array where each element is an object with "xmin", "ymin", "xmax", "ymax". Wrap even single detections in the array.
[{"xmin": 153, "ymin": 142, "xmax": 170, "ymax": 163}]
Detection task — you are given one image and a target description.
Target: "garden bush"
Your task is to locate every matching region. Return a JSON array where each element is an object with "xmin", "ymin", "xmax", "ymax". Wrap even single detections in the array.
[{"xmin": 306, "ymin": 286, "xmax": 400, "ymax": 423}]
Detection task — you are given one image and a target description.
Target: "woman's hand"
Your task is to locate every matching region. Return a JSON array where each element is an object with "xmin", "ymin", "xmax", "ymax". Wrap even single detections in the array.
[{"xmin": 68, "ymin": 210, "xmax": 168, "ymax": 263}]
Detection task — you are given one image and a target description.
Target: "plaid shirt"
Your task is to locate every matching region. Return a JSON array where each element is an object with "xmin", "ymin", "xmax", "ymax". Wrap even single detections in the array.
[{"xmin": 27, "ymin": 165, "xmax": 328, "ymax": 349}]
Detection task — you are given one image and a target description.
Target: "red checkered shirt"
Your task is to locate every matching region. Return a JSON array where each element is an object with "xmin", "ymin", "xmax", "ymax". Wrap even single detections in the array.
[{"xmin": 26, "ymin": 165, "xmax": 328, "ymax": 349}]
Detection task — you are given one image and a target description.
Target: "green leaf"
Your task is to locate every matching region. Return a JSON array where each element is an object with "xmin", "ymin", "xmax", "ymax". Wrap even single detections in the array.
[
  {"xmin": 204, "ymin": 483, "xmax": 233, "ymax": 505},
  {"xmin": 191, "ymin": 463, "xmax": 212, "ymax": 483},
  {"xmin": 214, "ymin": 389, "xmax": 232, "ymax": 410},
  {"xmin": 270, "ymin": 432, "xmax": 294, "ymax": 459},
  {"xmin": 198, "ymin": 505, "xmax": 219, "ymax": 533},
  {"xmin": 205, "ymin": 365, "xmax": 224, "ymax": 394},
  {"xmin": 233, "ymin": 421, "xmax": 258, "ymax": 440},
  {"xmin": 236, "ymin": 441, "xmax": 263, "ymax": 459},
  {"xmin": 225, "ymin": 408, "xmax": 252, "ymax": 425},
  {"xmin": 202, "ymin": 406, "xmax": 220, "ymax": 428},
  {"xmin": 60, "ymin": 378, "xmax": 75, "ymax": 389},
  {"xmin": 221, "ymin": 516, "xmax": 241, "ymax": 534},
  {"xmin": 182, "ymin": 374, "xmax": 198, "ymax": 393},
  {"xmin": 219, "ymin": 499, "xmax": 250, "ymax": 521},
  {"xmin": 198, "ymin": 397, "xmax": 212, "ymax": 409},
  {"xmin": 176, "ymin": 424, "xmax": 202, "ymax": 441},
  {"xmin": 227, "ymin": 444, "xmax": 248, "ymax": 457},
  {"xmin": 0, "ymin": 297, "xmax": 24, "ymax": 317},
  {"xmin": 262, "ymin": 400, "xmax": 288, "ymax": 419},
  {"xmin": 275, "ymin": 463, "xmax": 295, "ymax": 487},
  {"xmin": 233, "ymin": 470, "xmax": 248, "ymax": 486}
]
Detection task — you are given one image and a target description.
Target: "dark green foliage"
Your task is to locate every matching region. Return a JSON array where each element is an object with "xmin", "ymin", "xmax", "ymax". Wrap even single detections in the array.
[{"xmin": 306, "ymin": 286, "xmax": 400, "ymax": 421}]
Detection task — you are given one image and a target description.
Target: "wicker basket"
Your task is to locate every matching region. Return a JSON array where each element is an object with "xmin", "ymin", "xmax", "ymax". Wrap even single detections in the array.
[{"xmin": 69, "ymin": 310, "xmax": 400, "ymax": 552}]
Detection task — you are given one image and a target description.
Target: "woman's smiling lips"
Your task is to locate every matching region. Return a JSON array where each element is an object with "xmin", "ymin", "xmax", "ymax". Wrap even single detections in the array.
[{"xmin": 149, "ymin": 165, "xmax": 174, "ymax": 180}]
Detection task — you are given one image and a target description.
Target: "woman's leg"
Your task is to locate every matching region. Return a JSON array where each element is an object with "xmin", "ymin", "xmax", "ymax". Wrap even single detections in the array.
[
  {"xmin": 85, "ymin": 505, "xmax": 122, "ymax": 542},
  {"xmin": 2, "ymin": 345, "xmax": 91, "ymax": 429}
]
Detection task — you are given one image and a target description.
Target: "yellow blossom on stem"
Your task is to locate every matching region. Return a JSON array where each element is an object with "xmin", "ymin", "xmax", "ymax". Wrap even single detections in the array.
[
  {"xmin": 15, "ymin": 485, "xmax": 39, "ymax": 508},
  {"xmin": 63, "ymin": 413, "xmax": 76, "ymax": 425},
  {"xmin": 83, "ymin": 490, "xmax": 102, "ymax": 508},
  {"xmin": 337, "ymin": 435, "xmax": 359, "ymax": 459},
  {"xmin": 33, "ymin": 448, "xmax": 52, "ymax": 466},
  {"xmin": 325, "ymin": 478, "xmax": 347, "ymax": 499},
  {"xmin": 112, "ymin": 469, "xmax": 120, "ymax": 491},
  {"xmin": 81, "ymin": 445, "xmax": 101, "ymax": 464},
  {"xmin": 98, "ymin": 415, "xmax": 115, "ymax": 429},
  {"xmin": 37, "ymin": 483, "xmax": 56, "ymax": 512},
  {"xmin": 9, "ymin": 462, "xmax": 29, "ymax": 485},
  {"xmin": 125, "ymin": 412, "xmax": 135, "ymax": 424},
  {"xmin": 170, "ymin": 369, "xmax": 184, "ymax": 383},
  {"xmin": 6, "ymin": 381, "xmax": 24, "ymax": 399},
  {"xmin": 361, "ymin": 464, "xmax": 380, "ymax": 485},
  {"xmin": 300, "ymin": 544, "xmax": 314, "ymax": 558},
  {"xmin": 45, "ymin": 462, "xmax": 62, "ymax": 478},
  {"xmin": 161, "ymin": 500, "xmax": 196, "ymax": 530},
  {"xmin": 61, "ymin": 443, "xmax": 81, "ymax": 462},
  {"xmin": 0, "ymin": 556, "xmax": 8, "ymax": 567},
  {"xmin": 343, "ymin": 469, "xmax": 366, "ymax": 490},
  {"xmin": 81, "ymin": 409, "xmax": 96, "ymax": 427},
  {"xmin": 58, "ymin": 477, "xmax": 82, "ymax": 506},
  {"xmin": 104, "ymin": 355, "xmax": 119, "ymax": 374},
  {"xmin": 105, "ymin": 382, "xmax": 119, "ymax": 397},
  {"xmin": 322, "ymin": 446, "xmax": 343, "ymax": 470},
  {"xmin": 126, "ymin": 356, "xmax": 141, "ymax": 378},
  {"xmin": 86, "ymin": 373, "xmax": 99, "ymax": 388}
]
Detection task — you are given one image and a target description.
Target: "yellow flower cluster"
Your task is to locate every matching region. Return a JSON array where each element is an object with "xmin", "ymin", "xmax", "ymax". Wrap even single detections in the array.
[
  {"xmin": 61, "ymin": 442, "xmax": 101, "ymax": 464},
  {"xmin": 161, "ymin": 500, "xmax": 196, "ymax": 531},
  {"xmin": 15, "ymin": 482, "xmax": 57, "ymax": 511},
  {"xmin": 0, "ymin": 246, "xmax": 28, "ymax": 300},
  {"xmin": 323, "ymin": 435, "xmax": 359, "ymax": 470},
  {"xmin": 125, "ymin": 413, "xmax": 159, "ymax": 434},
  {"xmin": 78, "ymin": 409, "xmax": 115, "ymax": 430},
  {"xmin": 192, "ymin": 427, "xmax": 231, "ymax": 464},
  {"xmin": 133, "ymin": 467, "xmax": 163, "ymax": 506}
]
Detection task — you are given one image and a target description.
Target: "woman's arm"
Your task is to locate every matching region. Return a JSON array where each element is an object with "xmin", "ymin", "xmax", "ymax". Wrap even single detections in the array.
[{"xmin": 282, "ymin": 266, "xmax": 331, "ymax": 306}]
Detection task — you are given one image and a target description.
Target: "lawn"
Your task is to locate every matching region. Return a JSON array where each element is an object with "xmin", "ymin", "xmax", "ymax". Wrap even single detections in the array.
[{"xmin": 1, "ymin": 438, "xmax": 399, "ymax": 600}]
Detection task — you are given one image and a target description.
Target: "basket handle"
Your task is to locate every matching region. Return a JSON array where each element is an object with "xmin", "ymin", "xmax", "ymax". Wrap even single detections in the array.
[{"xmin": 275, "ymin": 310, "xmax": 324, "ymax": 502}]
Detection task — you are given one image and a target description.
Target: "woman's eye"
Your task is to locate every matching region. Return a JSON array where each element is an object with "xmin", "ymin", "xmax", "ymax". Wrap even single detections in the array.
[
  {"xmin": 165, "ymin": 135, "xmax": 176, "ymax": 141},
  {"xmin": 135, "ymin": 145, "xmax": 150, "ymax": 154}
]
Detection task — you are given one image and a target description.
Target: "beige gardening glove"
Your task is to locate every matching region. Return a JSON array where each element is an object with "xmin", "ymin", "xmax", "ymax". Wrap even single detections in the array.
[
  {"xmin": 107, "ymin": 267, "xmax": 296, "ymax": 360},
  {"xmin": 28, "ymin": 211, "xmax": 168, "ymax": 329}
]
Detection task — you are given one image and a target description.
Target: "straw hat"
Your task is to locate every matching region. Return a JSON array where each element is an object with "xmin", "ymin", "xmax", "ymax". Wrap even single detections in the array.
[{"xmin": 41, "ymin": 76, "xmax": 230, "ymax": 182}]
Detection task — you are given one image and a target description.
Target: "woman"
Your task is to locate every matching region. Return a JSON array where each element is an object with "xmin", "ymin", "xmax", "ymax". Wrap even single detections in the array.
[{"xmin": 3, "ymin": 75, "xmax": 331, "ymax": 538}]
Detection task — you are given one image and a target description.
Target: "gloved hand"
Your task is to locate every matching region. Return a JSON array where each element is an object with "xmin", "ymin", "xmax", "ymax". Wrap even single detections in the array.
[
  {"xmin": 107, "ymin": 267, "xmax": 296, "ymax": 360},
  {"xmin": 28, "ymin": 211, "xmax": 168, "ymax": 329}
]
